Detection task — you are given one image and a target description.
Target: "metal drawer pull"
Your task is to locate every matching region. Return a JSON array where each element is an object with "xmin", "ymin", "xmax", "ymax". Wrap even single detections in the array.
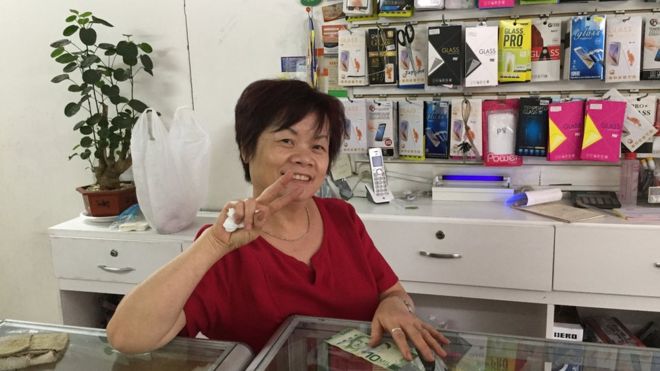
[
  {"xmin": 419, "ymin": 251, "xmax": 462, "ymax": 259},
  {"xmin": 655, "ymin": 263, "xmax": 660, "ymax": 268},
  {"xmin": 98, "ymin": 265, "xmax": 135, "ymax": 273}
]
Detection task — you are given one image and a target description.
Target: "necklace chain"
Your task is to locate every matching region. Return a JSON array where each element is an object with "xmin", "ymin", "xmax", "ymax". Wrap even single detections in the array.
[{"xmin": 260, "ymin": 206, "xmax": 310, "ymax": 242}]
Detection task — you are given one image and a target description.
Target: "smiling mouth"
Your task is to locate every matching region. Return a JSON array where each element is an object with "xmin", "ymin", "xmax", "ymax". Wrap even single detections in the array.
[{"xmin": 281, "ymin": 171, "xmax": 312, "ymax": 182}]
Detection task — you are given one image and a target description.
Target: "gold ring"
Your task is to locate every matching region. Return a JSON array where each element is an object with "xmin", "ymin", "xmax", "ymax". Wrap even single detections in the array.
[{"xmin": 390, "ymin": 327, "xmax": 403, "ymax": 334}]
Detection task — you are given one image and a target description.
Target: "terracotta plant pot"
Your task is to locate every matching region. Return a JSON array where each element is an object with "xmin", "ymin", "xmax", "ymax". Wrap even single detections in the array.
[{"xmin": 76, "ymin": 183, "xmax": 138, "ymax": 217}]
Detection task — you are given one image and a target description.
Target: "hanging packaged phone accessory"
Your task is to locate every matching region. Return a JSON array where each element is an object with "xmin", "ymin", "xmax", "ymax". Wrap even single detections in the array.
[
  {"xmin": 131, "ymin": 107, "xmax": 210, "ymax": 234},
  {"xmin": 482, "ymin": 99, "xmax": 523, "ymax": 167}
]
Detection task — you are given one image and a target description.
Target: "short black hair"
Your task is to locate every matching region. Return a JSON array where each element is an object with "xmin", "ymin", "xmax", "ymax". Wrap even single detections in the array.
[{"xmin": 234, "ymin": 79, "xmax": 346, "ymax": 182}]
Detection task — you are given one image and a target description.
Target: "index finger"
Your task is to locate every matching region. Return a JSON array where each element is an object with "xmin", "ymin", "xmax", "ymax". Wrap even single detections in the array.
[{"xmin": 256, "ymin": 171, "xmax": 294, "ymax": 204}]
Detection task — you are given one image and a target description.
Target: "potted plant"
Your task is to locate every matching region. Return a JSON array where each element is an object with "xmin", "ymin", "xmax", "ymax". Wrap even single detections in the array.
[{"xmin": 50, "ymin": 9, "xmax": 154, "ymax": 216}]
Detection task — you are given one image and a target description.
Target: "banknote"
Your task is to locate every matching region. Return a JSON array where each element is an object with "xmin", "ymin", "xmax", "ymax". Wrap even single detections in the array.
[{"xmin": 325, "ymin": 328, "xmax": 446, "ymax": 371}]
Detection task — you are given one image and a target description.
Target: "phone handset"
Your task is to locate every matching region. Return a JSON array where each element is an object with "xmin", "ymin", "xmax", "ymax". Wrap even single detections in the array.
[{"xmin": 365, "ymin": 147, "xmax": 394, "ymax": 204}]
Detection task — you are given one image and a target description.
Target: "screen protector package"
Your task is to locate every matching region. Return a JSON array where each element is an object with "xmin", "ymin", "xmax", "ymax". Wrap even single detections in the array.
[
  {"xmin": 398, "ymin": 100, "xmax": 425, "ymax": 160},
  {"xmin": 398, "ymin": 25, "xmax": 427, "ymax": 89},
  {"xmin": 367, "ymin": 27, "xmax": 398, "ymax": 85},
  {"xmin": 340, "ymin": 98, "xmax": 368, "ymax": 154},
  {"xmin": 338, "ymin": 29, "xmax": 368, "ymax": 86},
  {"xmin": 498, "ymin": 19, "xmax": 532, "ymax": 82},
  {"xmin": 531, "ymin": 18, "xmax": 561, "ymax": 82},
  {"xmin": 482, "ymin": 99, "xmax": 523, "ymax": 166},
  {"xmin": 580, "ymin": 99, "xmax": 626, "ymax": 162},
  {"xmin": 428, "ymin": 25, "xmax": 463, "ymax": 86},
  {"xmin": 424, "ymin": 100, "xmax": 450, "ymax": 158},
  {"xmin": 547, "ymin": 99, "xmax": 585, "ymax": 161},
  {"xmin": 464, "ymin": 25, "xmax": 499, "ymax": 87},
  {"xmin": 366, "ymin": 100, "xmax": 396, "ymax": 155},
  {"xmin": 605, "ymin": 16, "xmax": 642, "ymax": 82},
  {"xmin": 604, "ymin": 88, "xmax": 657, "ymax": 152},
  {"xmin": 516, "ymin": 97, "xmax": 551, "ymax": 157},
  {"xmin": 569, "ymin": 15, "xmax": 606, "ymax": 80},
  {"xmin": 642, "ymin": 15, "xmax": 660, "ymax": 80}
]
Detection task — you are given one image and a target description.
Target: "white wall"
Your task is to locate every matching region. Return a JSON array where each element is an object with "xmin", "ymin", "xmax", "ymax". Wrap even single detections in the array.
[{"xmin": 0, "ymin": 0, "xmax": 303, "ymax": 322}]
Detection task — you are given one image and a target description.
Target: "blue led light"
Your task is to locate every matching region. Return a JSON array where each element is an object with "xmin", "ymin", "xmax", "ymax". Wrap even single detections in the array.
[{"xmin": 442, "ymin": 175, "xmax": 505, "ymax": 182}]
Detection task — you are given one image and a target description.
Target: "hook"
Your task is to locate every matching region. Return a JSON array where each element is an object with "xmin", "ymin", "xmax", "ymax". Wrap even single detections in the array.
[
  {"xmin": 347, "ymin": 96, "xmax": 354, "ymax": 103},
  {"xmin": 539, "ymin": 12, "xmax": 551, "ymax": 25},
  {"xmin": 636, "ymin": 93, "xmax": 649, "ymax": 101},
  {"xmin": 441, "ymin": 13, "xmax": 447, "ymax": 26},
  {"xmin": 478, "ymin": 18, "xmax": 488, "ymax": 26},
  {"xmin": 373, "ymin": 99, "xmax": 382, "ymax": 106}
]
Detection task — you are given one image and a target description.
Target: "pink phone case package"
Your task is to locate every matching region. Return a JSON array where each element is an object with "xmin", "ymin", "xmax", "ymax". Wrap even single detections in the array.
[
  {"xmin": 547, "ymin": 100, "xmax": 584, "ymax": 161},
  {"xmin": 482, "ymin": 99, "xmax": 523, "ymax": 166},
  {"xmin": 580, "ymin": 100, "xmax": 626, "ymax": 162}
]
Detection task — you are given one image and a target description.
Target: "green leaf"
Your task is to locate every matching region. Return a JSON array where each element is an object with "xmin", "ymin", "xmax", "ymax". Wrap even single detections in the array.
[
  {"xmin": 98, "ymin": 43, "xmax": 114, "ymax": 50},
  {"xmin": 113, "ymin": 68, "xmax": 128, "ymax": 81},
  {"xmin": 122, "ymin": 55, "xmax": 138, "ymax": 66},
  {"xmin": 50, "ymin": 39, "xmax": 71, "ymax": 48},
  {"xmin": 55, "ymin": 53, "xmax": 76, "ymax": 64},
  {"xmin": 63, "ymin": 62, "xmax": 78, "ymax": 73},
  {"xmin": 79, "ymin": 11, "xmax": 92, "ymax": 17},
  {"xmin": 128, "ymin": 99, "xmax": 148, "ymax": 113},
  {"xmin": 51, "ymin": 74, "xmax": 69, "ymax": 83},
  {"xmin": 69, "ymin": 9, "xmax": 79, "ymax": 14},
  {"xmin": 79, "ymin": 28, "xmax": 97, "ymax": 46},
  {"xmin": 80, "ymin": 55, "xmax": 99, "ymax": 68},
  {"xmin": 50, "ymin": 48, "xmax": 64, "ymax": 58},
  {"xmin": 65, "ymin": 102, "xmax": 81, "ymax": 117},
  {"xmin": 80, "ymin": 125, "xmax": 93, "ymax": 135},
  {"xmin": 116, "ymin": 41, "xmax": 138, "ymax": 58},
  {"xmin": 63, "ymin": 25, "xmax": 79, "ymax": 37},
  {"xmin": 80, "ymin": 150, "xmax": 91, "ymax": 160},
  {"xmin": 109, "ymin": 95, "xmax": 122, "ymax": 105},
  {"xmin": 73, "ymin": 121, "xmax": 86, "ymax": 131},
  {"xmin": 78, "ymin": 18, "xmax": 90, "ymax": 26},
  {"xmin": 81, "ymin": 85, "xmax": 93, "ymax": 95},
  {"xmin": 101, "ymin": 84, "xmax": 120, "ymax": 97},
  {"xmin": 82, "ymin": 69, "xmax": 101, "ymax": 84},
  {"xmin": 139, "ymin": 55, "xmax": 153, "ymax": 71},
  {"xmin": 79, "ymin": 95, "xmax": 90, "ymax": 104},
  {"xmin": 138, "ymin": 43, "xmax": 153, "ymax": 53},
  {"xmin": 98, "ymin": 127, "xmax": 109, "ymax": 138},
  {"xmin": 87, "ymin": 113, "xmax": 102, "ymax": 125},
  {"xmin": 144, "ymin": 69, "xmax": 153, "ymax": 76},
  {"xmin": 91, "ymin": 16, "xmax": 113, "ymax": 27},
  {"xmin": 66, "ymin": 15, "xmax": 77, "ymax": 22},
  {"xmin": 80, "ymin": 136, "xmax": 93, "ymax": 148},
  {"xmin": 68, "ymin": 84, "xmax": 82, "ymax": 92},
  {"xmin": 104, "ymin": 49, "xmax": 116, "ymax": 56}
]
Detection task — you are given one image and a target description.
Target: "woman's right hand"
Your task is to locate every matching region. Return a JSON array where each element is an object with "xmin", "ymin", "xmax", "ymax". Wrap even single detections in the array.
[{"xmin": 207, "ymin": 171, "xmax": 304, "ymax": 251}]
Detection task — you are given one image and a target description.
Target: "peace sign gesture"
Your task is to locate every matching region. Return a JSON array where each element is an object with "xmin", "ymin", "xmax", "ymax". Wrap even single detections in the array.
[{"xmin": 207, "ymin": 171, "xmax": 305, "ymax": 252}]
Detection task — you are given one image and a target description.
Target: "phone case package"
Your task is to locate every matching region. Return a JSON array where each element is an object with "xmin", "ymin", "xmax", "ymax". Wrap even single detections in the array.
[
  {"xmin": 604, "ymin": 88, "xmax": 657, "ymax": 152},
  {"xmin": 642, "ymin": 15, "xmax": 660, "ymax": 80},
  {"xmin": 367, "ymin": 28, "xmax": 398, "ymax": 85},
  {"xmin": 321, "ymin": 1, "xmax": 345, "ymax": 23},
  {"xmin": 450, "ymin": 98, "xmax": 483, "ymax": 159},
  {"xmin": 580, "ymin": 100, "xmax": 626, "ymax": 162},
  {"xmin": 516, "ymin": 97, "xmax": 551, "ymax": 157},
  {"xmin": 464, "ymin": 25, "xmax": 499, "ymax": 87},
  {"xmin": 367, "ymin": 100, "xmax": 396, "ymax": 156},
  {"xmin": 398, "ymin": 100, "xmax": 425, "ymax": 160},
  {"xmin": 498, "ymin": 19, "xmax": 532, "ymax": 83},
  {"xmin": 340, "ymin": 98, "xmax": 369, "ymax": 154},
  {"xmin": 424, "ymin": 101, "xmax": 450, "ymax": 158},
  {"xmin": 338, "ymin": 29, "xmax": 368, "ymax": 86},
  {"xmin": 482, "ymin": 99, "xmax": 523, "ymax": 166},
  {"xmin": 547, "ymin": 100, "xmax": 585, "ymax": 161},
  {"xmin": 569, "ymin": 15, "xmax": 606, "ymax": 80},
  {"xmin": 322, "ymin": 24, "xmax": 347, "ymax": 55},
  {"xmin": 605, "ymin": 16, "xmax": 642, "ymax": 83},
  {"xmin": 414, "ymin": 0, "xmax": 444, "ymax": 10},
  {"xmin": 444, "ymin": 0, "xmax": 475, "ymax": 8},
  {"xmin": 398, "ymin": 25, "xmax": 427, "ymax": 89},
  {"xmin": 531, "ymin": 18, "xmax": 561, "ymax": 82},
  {"xmin": 427, "ymin": 25, "xmax": 463, "ymax": 87},
  {"xmin": 478, "ymin": 0, "xmax": 514, "ymax": 8},
  {"xmin": 343, "ymin": 0, "xmax": 373, "ymax": 16}
]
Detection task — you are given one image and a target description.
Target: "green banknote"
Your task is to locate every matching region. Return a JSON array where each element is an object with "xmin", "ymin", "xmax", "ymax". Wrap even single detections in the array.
[{"xmin": 325, "ymin": 328, "xmax": 445, "ymax": 371}]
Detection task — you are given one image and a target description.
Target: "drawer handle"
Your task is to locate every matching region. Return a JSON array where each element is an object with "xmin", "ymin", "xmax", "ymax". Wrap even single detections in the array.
[
  {"xmin": 419, "ymin": 251, "xmax": 462, "ymax": 259},
  {"xmin": 97, "ymin": 265, "xmax": 135, "ymax": 273},
  {"xmin": 655, "ymin": 263, "xmax": 660, "ymax": 268}
]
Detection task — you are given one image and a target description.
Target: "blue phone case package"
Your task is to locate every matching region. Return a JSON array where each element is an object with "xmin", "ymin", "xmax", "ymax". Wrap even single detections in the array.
[
  {"xmin": 569, "ymin": 15, "xmax": 606, "ymax": 80},
  {"xmin": 424, "ymin": 101, "xmax": 450, "ymax": 158}
]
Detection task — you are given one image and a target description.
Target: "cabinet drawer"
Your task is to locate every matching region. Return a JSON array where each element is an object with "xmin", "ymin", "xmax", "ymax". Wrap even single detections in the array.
[
  {"xmin": 364, "ymin": 219, "xmax": 554, "ymax": 291},
  {"xmin": 554, "ymin": 226, "xmax": 660, "ymax": 297},
  {"xmin": 51, "ymin": 238, "xmax": 182, "ymax": 284}
]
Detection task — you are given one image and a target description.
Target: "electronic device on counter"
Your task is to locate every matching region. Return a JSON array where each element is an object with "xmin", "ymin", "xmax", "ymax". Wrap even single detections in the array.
[
  {"xmin": 365, "ymin": 147, "xmax": 394, "ymax": 204},
  {"xmin": 432, "ymin": 174, "xmax": 513, "ymax": 202},
  {"xmin": 572, "ymin": 191, "xmax": 621, "ymax": 209}
]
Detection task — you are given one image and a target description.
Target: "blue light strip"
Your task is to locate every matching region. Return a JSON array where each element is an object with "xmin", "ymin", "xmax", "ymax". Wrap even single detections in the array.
[{"xmin": 442, "ymin": 175, "xmax": 505, "ymax": 182}]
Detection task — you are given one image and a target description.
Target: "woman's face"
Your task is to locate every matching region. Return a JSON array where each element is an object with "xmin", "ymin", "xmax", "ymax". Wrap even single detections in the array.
[{"xmin": 248, "ymin": 112, "xmax": 330, "ymax": 200}]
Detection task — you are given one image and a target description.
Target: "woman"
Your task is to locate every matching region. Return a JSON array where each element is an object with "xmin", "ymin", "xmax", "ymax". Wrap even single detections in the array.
[{"xmin": 107, "ymin": 79, "xmax": 448, "ymax": 363}]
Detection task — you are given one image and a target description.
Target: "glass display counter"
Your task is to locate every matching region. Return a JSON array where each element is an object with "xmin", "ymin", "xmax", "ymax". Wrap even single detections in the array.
[
  {"xmin": 0, "ymin": 319, "xmax": 252, "ymax": 371},
  {"xmin": 247, "ymin": 315, "xmax": 660, "ymax": 371}
]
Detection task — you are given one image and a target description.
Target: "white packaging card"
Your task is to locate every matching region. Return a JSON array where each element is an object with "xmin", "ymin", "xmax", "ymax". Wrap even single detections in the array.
[
  {"xmin": 464, "ymin": 26, "xmax": 498, "ymax": 87},
  {"xmin": 449, "ymin": 98, "xmax": 483, "ymax": 159},
  {"xmin": 604, "ymin": 88, "xmax": 657, "ymax": 151},
  {"xmin": 642, "ymin": 15, "xmax": 660, "ymax": 80},
  {"xmin": 341, "ymin": 98, "xmax": 368, "ymax": 154},
  {"xmin": 414, "ymin": 0, "xmax": 444, "ymax": 10},
  {"xmin": 398, "ymin": 25, "xmax": 428, "ymax": 88},
  {"xmin": 531, "ymin": 18, "xmax": 561, "ymax": 82},
  {"xmin": 398, "ymin": 100, "xmax": 425, "ymax": 159},
  {"xmin": 367, "ymin": 101, "xmax": 396, "ymax": 153},
  {"xmin": 343, "ymin": 0, "xmax": 373, "ymax": 16},
  {"xmin": 605, "ymin": 16, "xmax": 643, "ymax": 83},
  {"xmin": 338, "ymin": 29, "xmax": 368, "ymax": 86}
]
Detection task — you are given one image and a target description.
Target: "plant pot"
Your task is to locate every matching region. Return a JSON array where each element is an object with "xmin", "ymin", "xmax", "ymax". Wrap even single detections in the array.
[{"xmin": 76, "ymin": 183, "xmax": 138, "ymax": 217}]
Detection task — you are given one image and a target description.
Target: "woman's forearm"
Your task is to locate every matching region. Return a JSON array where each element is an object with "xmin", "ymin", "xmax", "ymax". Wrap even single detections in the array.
[{"xmin": 106, "ymin": 227, "xmax": 229, "ymax": 353}]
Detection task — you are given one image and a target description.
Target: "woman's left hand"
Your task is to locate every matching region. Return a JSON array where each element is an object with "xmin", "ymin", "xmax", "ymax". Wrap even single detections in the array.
[{"xmin": 369, "ymin": 295, "xmax": 449, "ymax": 362}]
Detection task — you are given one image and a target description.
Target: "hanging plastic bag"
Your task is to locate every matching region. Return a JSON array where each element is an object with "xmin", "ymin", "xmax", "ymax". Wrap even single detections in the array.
[{"xmin": 131, "ymin": 107, "xmax": 210, "ymax": 234}]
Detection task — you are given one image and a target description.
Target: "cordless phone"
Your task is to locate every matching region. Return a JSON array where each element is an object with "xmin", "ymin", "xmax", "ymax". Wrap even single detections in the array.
[{"xmin": 365, "ymin": 148, "xmax": 394, "ymax": 204}]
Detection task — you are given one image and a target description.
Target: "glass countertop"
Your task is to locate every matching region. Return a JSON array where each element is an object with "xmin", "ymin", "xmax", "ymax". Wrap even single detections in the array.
[
  {"xmin": 247, "ymin": 315, "xmax": 660, "ymax": 371},
  {"xmin": 0, "ymin": 319, "xmax": 252, "ymax": 371}
]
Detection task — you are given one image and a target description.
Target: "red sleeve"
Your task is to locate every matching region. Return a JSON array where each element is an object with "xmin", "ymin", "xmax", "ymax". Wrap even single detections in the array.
[
  {"xmin": 179, "ymin": 224, "xmax": 216, "ymax": 338},
  {"xmin": 347, "ymin": 203, "xmax": 399, "ymax": 293}
]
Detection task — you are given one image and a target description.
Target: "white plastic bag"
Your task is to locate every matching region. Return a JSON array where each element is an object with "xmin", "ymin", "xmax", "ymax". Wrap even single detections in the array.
[{"xmin": 131, "ymin": 107, "xmax": 210, "ymax": 234}]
